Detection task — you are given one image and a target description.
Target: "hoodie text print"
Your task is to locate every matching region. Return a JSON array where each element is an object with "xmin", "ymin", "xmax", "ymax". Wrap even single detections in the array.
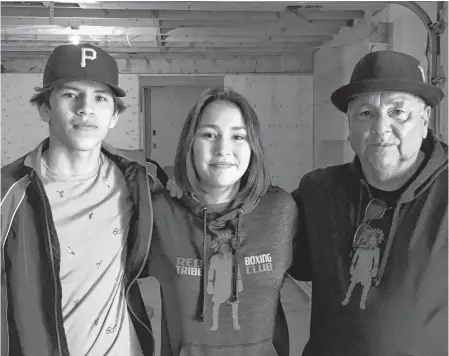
[{"xmin": 148, "ymin": 186, "xmax": 298, "ymax": 356}]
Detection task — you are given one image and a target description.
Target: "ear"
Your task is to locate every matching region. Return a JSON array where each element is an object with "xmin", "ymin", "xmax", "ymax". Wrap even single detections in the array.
[
  {"xmin": 109, "ymin": 113, "xmax": 119, "ymax": 129},
  {"xmin": 38, "ymin": 104, "xmax": 51, "ymax": 123},
  {"xmin": 421, "ymin": 105, "xmax": 431, "ymax": 138}
]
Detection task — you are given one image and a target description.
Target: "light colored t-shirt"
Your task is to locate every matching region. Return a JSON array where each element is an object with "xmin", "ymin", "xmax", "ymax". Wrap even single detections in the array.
[{"xmin": 31, "ymin": 148, "xmax": 143, "ymax": 356}]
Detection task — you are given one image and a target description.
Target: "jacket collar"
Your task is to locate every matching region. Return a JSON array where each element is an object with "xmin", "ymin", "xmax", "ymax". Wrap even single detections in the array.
[{"xmin": 21, "ymin": 138, "xmax": 158, "ymax": 185}]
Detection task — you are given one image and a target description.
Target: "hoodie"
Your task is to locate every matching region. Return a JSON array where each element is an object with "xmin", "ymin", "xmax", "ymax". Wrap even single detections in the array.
[
  {"xmin": 290, "ymin": 132, "xmax": 448, "ymax": 356},
  {"xmin": 148, "ymin": 185, "xmax": 298, "ymax": 356}
]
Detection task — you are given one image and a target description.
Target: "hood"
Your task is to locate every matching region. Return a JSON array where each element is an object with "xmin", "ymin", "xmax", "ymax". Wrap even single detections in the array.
[
  {"xmin": 399, "ymin": 131, "xmax": 448, "ymax": 202},
  {"xmin": 350, "ymin": 130, "xmax": 448, "ymax": 203},
  {"xmin": 179, "ymin": 191, "xmax": 260, "ymax": 324}
]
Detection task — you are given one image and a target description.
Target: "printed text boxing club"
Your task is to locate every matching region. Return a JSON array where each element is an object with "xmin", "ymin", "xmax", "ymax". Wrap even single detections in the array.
[{"xmin": 176, "ymin": 253, "xmax": 273, "ymax": 276}]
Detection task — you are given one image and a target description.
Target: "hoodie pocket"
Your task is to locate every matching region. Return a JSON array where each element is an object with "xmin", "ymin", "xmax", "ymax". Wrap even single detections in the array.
[{"xmin": 179, "ymin": 340, "xmax": 278, "ymax": 356}]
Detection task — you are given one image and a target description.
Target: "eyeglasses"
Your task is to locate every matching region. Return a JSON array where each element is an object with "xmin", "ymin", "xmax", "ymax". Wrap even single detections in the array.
[{"xmin": 352, "ymin": 198, "xmax": 387, "ymax": 247}]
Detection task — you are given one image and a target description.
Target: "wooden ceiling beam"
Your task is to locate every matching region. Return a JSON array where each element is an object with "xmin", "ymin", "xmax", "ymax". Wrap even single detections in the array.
[
  {"xmin": 76, "ymin": 1, "xmax": 299, "ymax": 12},
  {"xmin": 1, "ymin": 35, "xmax": 158, "ymax": 44},
  {"xmin": 1, "ymin": 7, "xmax": 367, "ymax": 21},
  {"xmin": 1, "ymin": 50, "xmax": 314, "ymax": 62},
  {"xmin": 135, "ymin": 10, "xmax": 280, "ymax": 21},
  {"xmin": 2, "ymin": 26, "xmax": 158, "ymax": 37},
  {"xmin": 2, "ymin": 21, "xmax": 344, "ymax": 36},
  {"xmin": 159, "ymin": 19, "xmax": 352, "ymax": 29},
  {"xmin": 1, "ymin": 40, "xmax": 322, "ymax": 51},
  {"xmin": 2, "ymin": 46, "xmax": 313, "ymax": 55},
  {"xmin": 0, "ymin": 7, "xmax": 280, "ymax": 21},
  {"xmin": 286, "ymin": 2, "xmax": 390, "ymax": 10},
  {"xmin": 0, "ymin": 1, "xmax": 78, "ymax": 8},
  {"xmin": 1, "ymin": 16, "xmax": 158, "ymax": 27},
  {"xmin": 293, "ymin": 9, "xmax": 365, "ymax": 20},
  {"xmin": 164, "ymin": 35, "xmax": 332, "ymax": 44},
  {"xmin": 165, "ymin": 25, "xmax": 340, "ymax": 37}
]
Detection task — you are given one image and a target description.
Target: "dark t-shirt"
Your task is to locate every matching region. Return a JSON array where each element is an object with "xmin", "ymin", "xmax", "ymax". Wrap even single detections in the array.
[{"xmin": 360, "ymin": 154, "xmax": 429, "ymax": 275}]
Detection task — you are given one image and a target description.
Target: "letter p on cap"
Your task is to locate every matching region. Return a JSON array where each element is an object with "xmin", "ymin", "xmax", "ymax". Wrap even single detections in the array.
[{"xmin": 80, "ymin": 47, "xmax": 97, "ymax": 68}]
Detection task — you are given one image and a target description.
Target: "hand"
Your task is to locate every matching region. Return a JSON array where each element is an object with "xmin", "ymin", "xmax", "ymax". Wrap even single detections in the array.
[
  {"xmin": 237, "ymin": 280, "xmax": 243, "ymax": 293},
  {"xmin": 349, "ymin": 265, "xmax": 355, "ymax": 275},
  {"xmin": 166, "ymin": 177, "xmax": 183, "ymax": 198},
  {"xmin": 207, "ymin": 281, "xmax": 214, "ymax": 295},
  {"xmin": 371, "ymin": 268, "xmax": 378, "ymax": 277}
]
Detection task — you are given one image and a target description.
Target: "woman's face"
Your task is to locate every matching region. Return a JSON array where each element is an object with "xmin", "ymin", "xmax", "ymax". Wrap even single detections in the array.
[{"xmin": 193, "ymin": 100, "xmax": 251, "ymax": 193}]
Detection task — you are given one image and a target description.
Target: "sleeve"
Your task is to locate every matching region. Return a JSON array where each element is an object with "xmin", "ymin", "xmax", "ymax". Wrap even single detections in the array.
[
  {"xmin": 288, "ymin": 184, "xmax": 313, "ymax": 282},
  {"xmin": 146, "ymin": 158, "xmax": 169, "ymax": 189},
  {"xmin": 144, "ymin": 225, "xmax": 163, "ymax": 279},
  {"xmin": 272, "ymin": 291, "xmax": 290, "ymax": 356}
]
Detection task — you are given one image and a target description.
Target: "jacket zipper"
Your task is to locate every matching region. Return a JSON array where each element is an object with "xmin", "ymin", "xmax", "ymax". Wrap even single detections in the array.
[
  {"xmin": 36, "ymin": 180, "xmax": 63, "ymax": 356},
  {"xmin": 2, "ymin": 236, "xmax": 10, "ymax": 356},
  {"xmin": 125, "ymin": 166, "xmax": 154, "ymax": 346},
  {"xmin": 2, "ymin": 176, "xmax": 31, "ymax": 356}
]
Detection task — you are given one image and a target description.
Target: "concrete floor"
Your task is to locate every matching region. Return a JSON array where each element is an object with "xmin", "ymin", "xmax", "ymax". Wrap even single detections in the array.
[{"xmin": 138, "ymin": 275, "xmax": 311, "ymax": 356}]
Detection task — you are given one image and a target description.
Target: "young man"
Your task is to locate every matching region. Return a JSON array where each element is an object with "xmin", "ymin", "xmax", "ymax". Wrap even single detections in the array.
[
  {"xmin": 290, "ymin": 51, "xmax": 447, "ymax": 356},
  {"xmin": 1, "ymin": 44, "xmax": 161, "ymax": 356}
]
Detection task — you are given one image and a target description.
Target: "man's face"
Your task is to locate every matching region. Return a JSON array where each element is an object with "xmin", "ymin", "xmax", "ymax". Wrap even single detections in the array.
[
  {"xmin": 39, "ymin": 80, "xmax": 118, "ymax": 152},
  {"xmin": 347, "ymin": 92, "xmax": 430, "ymax": 178}
]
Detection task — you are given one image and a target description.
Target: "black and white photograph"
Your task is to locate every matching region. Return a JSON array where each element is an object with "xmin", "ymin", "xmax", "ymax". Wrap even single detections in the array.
[{"xmin": 1, "ymin": 1, "xmax": 448, "ymax": 355}]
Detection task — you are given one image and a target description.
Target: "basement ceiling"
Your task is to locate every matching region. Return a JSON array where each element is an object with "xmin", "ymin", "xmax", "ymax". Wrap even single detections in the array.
[{"xmin": 1, "ymin": 1, "xmax": 389, "ymax": 59}]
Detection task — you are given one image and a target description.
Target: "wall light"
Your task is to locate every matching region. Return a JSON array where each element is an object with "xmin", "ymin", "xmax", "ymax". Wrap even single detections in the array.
[{"xmin": 70, "ymin": 34, "xmax": 81, "ymax": 45}]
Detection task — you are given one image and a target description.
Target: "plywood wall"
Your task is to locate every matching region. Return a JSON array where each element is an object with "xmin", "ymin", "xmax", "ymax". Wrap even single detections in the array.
[
  {"xmin": 1, "ymin": 73, "xmax": 140, "ymax": 166},
  {"xmin": 225, "ymin": 75, "xmax": 313, "ymax": 193}
]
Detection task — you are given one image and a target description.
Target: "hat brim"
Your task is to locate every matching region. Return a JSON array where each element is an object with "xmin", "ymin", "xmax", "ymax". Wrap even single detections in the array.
[
  {"xmin": 331, "ymin": 79, "xmax": 445, "ymax": 113},
  {"xmin": 46, "ymin": 77, "xmax": 126, "ymax": 97}
]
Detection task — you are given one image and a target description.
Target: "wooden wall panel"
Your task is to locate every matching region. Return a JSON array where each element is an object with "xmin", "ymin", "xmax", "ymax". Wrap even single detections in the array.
[{"xmin": 224, "ymin": 74, "xmax": 313, "ymax": 192}]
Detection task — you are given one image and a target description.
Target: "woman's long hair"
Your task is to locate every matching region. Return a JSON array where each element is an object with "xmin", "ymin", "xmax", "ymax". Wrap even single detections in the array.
[{"xmin": 174, "ymin": 87, "xmax": 270, "ymax": 202}]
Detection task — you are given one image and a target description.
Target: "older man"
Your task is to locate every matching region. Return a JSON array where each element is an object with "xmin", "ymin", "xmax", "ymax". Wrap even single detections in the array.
[{"xmin": 290, "ymin": 51, "xmax": 447, "ymax": 356}]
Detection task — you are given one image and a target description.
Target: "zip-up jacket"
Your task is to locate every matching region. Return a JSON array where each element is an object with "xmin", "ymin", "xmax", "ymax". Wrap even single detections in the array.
[
  {"xmin": 1, "ymin": 139, "xmax": 161, "ymax": 356},
  {"xmin": 290, "ymin": 132, "xmax": 448, "ymax": 356}
]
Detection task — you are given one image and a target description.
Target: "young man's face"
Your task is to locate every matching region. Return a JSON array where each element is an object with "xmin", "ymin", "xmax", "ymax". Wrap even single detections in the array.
[{"xmin": 39, "ymin": 80, "xmax": 119, "ymax": 152}]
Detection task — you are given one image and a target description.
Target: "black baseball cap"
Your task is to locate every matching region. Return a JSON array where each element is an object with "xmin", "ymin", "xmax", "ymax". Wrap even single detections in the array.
[{"xmin": 43, "ymin": 43, "xmax": 126, "ymax": 97}]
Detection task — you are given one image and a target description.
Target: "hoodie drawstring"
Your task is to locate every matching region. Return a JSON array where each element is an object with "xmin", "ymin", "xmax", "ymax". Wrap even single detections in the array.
[
  {"xmin": 201, "ymin": 207, "xmax": 208, "ymax": 322},
  {"xmin": 199, "ymin": 207, "xmax": 244, "ymax": 323},
  {"xmin": 231, "ymin": 210, "xmax": 243, "ymax": 303}
]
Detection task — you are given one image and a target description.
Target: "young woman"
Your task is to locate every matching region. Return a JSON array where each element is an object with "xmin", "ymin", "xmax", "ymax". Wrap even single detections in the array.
[{"xmin": 148, "ymin": 88, "xmax": 298, "ymax": 356}]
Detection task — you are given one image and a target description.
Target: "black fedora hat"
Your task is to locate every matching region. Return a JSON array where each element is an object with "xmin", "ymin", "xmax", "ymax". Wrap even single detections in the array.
[{"xmin": 331, "ymin": 51, "xmax": 444, "ymax": 113}]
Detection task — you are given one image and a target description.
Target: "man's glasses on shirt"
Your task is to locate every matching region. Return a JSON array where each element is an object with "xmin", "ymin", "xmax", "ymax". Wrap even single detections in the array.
[
  {"xmin": 351, "ymin": 198, "xmax": 388, "ymax": 285},
  {"xmin": 352, "ymin": 198, "xmax": 388, "ymax": 246}
]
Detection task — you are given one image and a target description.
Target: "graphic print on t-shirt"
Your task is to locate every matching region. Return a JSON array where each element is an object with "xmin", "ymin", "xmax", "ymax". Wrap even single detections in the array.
[
  {"xmin": 342, "ymin": 225, "xmax": 384, "ymax": 309},
  {"xmin": 32, "ymin": 151, "xmax": 143, "ymax": 356},
  {"xmin": 207, "ymin": 235, "xmax": 242, "ymax": 331}
]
